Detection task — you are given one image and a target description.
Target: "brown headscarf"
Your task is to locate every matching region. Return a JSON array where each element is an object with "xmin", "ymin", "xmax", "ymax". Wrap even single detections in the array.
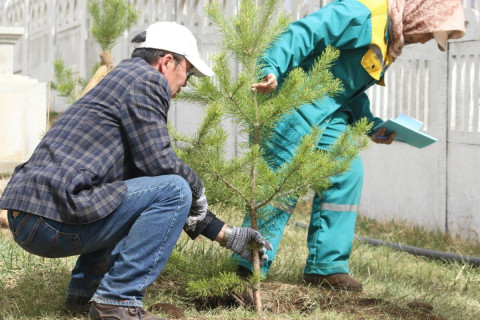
[{"xmin": 388, "ymin": 0, "xmax": 466, "ymax": 57}]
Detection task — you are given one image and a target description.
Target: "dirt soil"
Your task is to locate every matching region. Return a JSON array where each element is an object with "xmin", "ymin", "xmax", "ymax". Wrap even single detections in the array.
[{"xmin": 152, "ymin": 280, "xmax": 446, "ymax": 320}]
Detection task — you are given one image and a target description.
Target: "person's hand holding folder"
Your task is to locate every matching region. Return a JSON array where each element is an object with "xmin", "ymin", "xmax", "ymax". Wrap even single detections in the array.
[
  {"xmin": 372, "ymin": 127, "xmax": 397, "ymax": 144},
  {"xmin": 372, "ymin": 114, "xmax": 437, "ymax": 148}
]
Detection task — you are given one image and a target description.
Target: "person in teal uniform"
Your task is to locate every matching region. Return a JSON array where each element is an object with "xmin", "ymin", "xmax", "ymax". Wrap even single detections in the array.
[{"xmin": 234, "ymin": 0, "xmax": 466, "ymax": 291}]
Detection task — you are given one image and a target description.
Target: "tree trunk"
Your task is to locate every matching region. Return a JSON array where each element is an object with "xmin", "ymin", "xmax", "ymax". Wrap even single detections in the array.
[{"xmin": 249, "ymin": 209, "xmax": 263, "ymax": 315}]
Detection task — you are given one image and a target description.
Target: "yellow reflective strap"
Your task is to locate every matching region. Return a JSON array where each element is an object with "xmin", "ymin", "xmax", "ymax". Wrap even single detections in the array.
[{"xmin": 357, "ymin": 0, "xmax": 393, "ymax": 79}]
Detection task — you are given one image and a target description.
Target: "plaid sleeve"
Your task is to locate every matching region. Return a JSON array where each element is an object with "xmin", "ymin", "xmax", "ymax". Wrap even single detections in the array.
[{"xmin": 121, "ymin": 72, "xmax": 204, "ymax": 198}]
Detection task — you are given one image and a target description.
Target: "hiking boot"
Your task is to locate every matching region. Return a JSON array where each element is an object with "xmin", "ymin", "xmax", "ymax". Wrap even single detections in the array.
[
  {"xmin": 235, "ymin": 265, "xmax": 253, "ymax": 280},
  {"xmin": 64, "ymin": 294, "xmax": 90, "ymax": 314},
  {"xmin": 303, "ymin": 273, "xmax": 363, "ymax": 292},
  {"xmin": 89, "ymin": 301, "xmax": 168, "ymax": 319}
]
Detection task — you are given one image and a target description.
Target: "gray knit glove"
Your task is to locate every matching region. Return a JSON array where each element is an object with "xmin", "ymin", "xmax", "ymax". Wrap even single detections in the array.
[
  {"xmin": 225, "ymin": 226, "xmax": 273, "ymax": 262},
  {"xmin": 184, "ymin": 189, "xmax": 208, "ymax": 231}
]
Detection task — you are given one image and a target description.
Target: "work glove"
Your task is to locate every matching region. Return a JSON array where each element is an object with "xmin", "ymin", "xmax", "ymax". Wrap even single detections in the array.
[
  {"xmin": 223, "ymin": 226, "xmax": 273, "ymax": 262},
  {"xmin": 184, "ymin": 188, "xmax": 208, "ymax": 231}
]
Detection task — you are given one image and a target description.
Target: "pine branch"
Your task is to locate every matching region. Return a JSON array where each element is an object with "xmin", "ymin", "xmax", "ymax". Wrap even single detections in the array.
[
  {"xmin": 192, "ymin": 142, "xmax": 252, "ymax": 207},
  {"xmin": 257, "ymin": 47, "xmax": 342, "ymax": 132},
  {"xmin": 193, "ymin": 103, "xmax": 224, "ymax": 146},
  {"xmin": 169, "ymin": 124, "xmax": 193, "ymax": 144},
  {"xmin": 216, "ymin": 56, "xmax": 255, "ymax": 126},
  {"xmin": 206, "ymin": 2, "xmax": 237, "ymax": 53},
  {"xmin": 88, "ymin": 0, "xmax": 138, "ymax": 51},
  {"xmin": 255, "ymin": 159, "xmax": 301, "ymax": 209},
  {"xmin": 255, "ymin": 128, "xmax": 322, "ymax": 207},
  {"xmin": 207, "ymin": 0, "xmax": 290, "ymax": 71},
  {"xmin": 50, "ymin": 59, "xmax": 87, "ymax": 103},
  {"xmin": 234, "ymin": 1, "xmax": 255, "ymax": 58},
  {"xmin": 251, "ymin": 0, "xmax": 289, "ymax": 54},
  {"xmin": 211, "ymin": 166, "xmax": 251, "ymax": 206},
  {"xmin": 178, "ymin": 76, "xmax": 222, "ymax": 105}
]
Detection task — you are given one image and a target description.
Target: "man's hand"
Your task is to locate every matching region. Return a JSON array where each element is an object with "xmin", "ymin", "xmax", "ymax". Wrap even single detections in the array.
[
  {"xmin": 371, "ymin": 127, "xmax": 396, "ymax": 144},
  {"xmin": 251, "ymin": 73, "xmax": 277, "ymax": 93},
  {"xmin": 184, "ymin": 189, "xmax": 208, "ymax": 231},
  {"xmin": 222, "ymin": 226, "xmax": 273, "ymax": 262}
]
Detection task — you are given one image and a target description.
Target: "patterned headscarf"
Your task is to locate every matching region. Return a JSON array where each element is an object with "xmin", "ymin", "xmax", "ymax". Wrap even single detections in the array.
[{"xmin": 388, "ymin": 0, "xmax": 466, "ymax": 57}]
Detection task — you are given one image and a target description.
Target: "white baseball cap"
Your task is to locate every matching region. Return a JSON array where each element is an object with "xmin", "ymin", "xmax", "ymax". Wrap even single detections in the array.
[{"xmin": 136, "ymin": 21, "xmax": 214, "ymax": 77}]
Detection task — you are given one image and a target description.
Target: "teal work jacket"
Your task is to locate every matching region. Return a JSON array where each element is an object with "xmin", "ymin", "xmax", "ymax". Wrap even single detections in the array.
[{"xmin": 261, "ymin": 0, "xmax": 394, "ymax": 165}]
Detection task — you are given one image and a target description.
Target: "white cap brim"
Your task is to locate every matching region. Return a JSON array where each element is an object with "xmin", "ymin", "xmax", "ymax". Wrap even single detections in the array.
[{"xmin": 186, "ymin": 54, "xmax": 214, "ymax": 77}]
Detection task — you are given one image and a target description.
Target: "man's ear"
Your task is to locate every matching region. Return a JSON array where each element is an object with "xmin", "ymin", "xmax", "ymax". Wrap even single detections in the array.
[{"xmin": 156, "ymin": 54, "xmax": 175, "ymax": 74}]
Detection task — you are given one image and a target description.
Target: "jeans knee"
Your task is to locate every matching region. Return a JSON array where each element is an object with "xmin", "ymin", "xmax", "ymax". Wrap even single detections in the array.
[{"xmin": 168, "ymin": 175, "xmax": 192, "ymax": 209}]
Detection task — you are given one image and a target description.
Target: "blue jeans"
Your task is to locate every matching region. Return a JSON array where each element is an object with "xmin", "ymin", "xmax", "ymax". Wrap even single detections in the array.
[{"xmin": 8, "ymin": 175, "xmax": 191, "ymax": 307}]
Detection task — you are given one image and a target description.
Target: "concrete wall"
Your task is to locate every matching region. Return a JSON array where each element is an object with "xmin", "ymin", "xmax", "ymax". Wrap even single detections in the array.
[{"xmin": 0, "ymin": 26, "xmax": 47, "ymax": 173}]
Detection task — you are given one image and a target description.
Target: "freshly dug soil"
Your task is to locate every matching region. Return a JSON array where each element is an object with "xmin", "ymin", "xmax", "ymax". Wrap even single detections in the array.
[{"xmin": 152, "ymin": 278, "xmax": 446, "ymax": 320}]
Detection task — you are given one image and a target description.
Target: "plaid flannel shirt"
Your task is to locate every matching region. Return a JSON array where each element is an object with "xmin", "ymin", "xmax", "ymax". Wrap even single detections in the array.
[{"xmin": 0, "ymin": 58, "xmax": 204, "ymax": 224}]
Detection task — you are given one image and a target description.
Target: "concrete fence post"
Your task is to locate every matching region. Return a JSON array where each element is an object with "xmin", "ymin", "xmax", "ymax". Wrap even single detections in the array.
[{"xmin": 0, "ymin": 26, "xmax": 47, "ymax": 173}]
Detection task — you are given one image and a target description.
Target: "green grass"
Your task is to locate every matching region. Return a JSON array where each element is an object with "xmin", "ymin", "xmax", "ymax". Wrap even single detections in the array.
[
  {"xmin": 0, "ymin": 201, "xmax": 479, "ymax": 319},
  {"xmin": 356, "ymin": 214, "xmax": 480, "ymax": 257},
  {"xmin": 0, "ymin": 234, "xmax": 78, "ymax": 319}
]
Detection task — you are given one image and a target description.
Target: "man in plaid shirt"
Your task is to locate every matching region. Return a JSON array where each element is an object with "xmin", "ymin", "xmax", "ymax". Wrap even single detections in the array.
[{"xmin": 0, "ymin": 22, "xmax": 272, "ymax": 320}]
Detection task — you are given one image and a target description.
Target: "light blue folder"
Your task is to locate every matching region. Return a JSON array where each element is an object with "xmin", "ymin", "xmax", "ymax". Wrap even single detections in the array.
[{"xmin": 373, "ymin": 114, "xmax": 437, "ymax": 149}]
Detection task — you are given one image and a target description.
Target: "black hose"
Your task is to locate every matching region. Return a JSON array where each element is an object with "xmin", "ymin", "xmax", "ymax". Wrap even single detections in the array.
[
  {"xmin": 354, "ymin": 236, "xmax": 480, "ymax": 267},
  {"xmin": 291, "ymin": 221, "xmax": 480, "ymax": 267}
]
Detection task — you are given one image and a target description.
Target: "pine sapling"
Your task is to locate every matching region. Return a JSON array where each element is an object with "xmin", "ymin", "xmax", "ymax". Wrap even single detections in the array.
[
  {"xmin": 81, "ymin": 0, "xmax": 138, "ymax": 96},
  {"xmin": 175, "ymin": 0, "xmax": 371, "ymax": 313}
]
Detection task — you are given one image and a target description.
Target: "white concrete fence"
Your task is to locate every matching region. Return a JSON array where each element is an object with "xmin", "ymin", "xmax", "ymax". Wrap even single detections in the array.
[
  {"xmin": 1, "ymin": 0, "xmax": 479, "ymax": 240},
  {"xmin": 0, "ymin": 26, "xmax": 46, "ymax": 173},
  {"xmin": 362, "ymin": 6, "xmax": 480, "ymax": 240}
]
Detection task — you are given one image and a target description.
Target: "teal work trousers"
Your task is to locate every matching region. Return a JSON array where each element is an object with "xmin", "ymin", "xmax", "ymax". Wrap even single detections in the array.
[{"xmin": 234, "ymin": 112, "xmax": 363, "ymax": 276}]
